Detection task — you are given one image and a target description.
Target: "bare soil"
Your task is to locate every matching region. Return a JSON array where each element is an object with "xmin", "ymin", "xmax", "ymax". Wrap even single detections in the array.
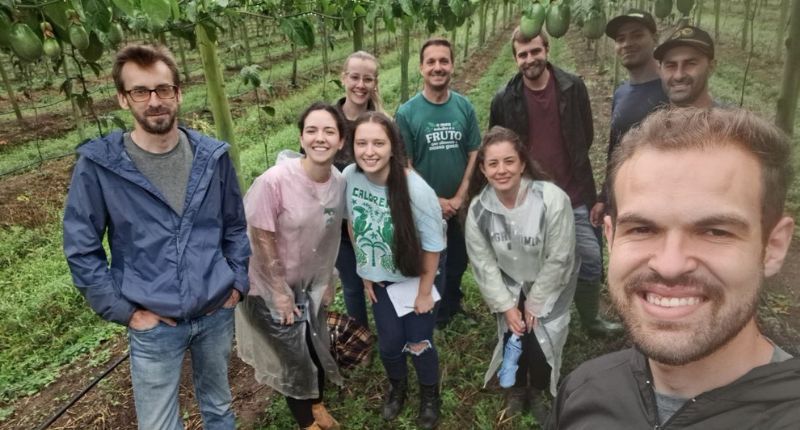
[
  {"xmin": 2, "ymin": 22, "xmax": 798, "ymax": 429},
  {"xmin": 0, "ymin": 22, "xmax": 518, "ymax": 430}
]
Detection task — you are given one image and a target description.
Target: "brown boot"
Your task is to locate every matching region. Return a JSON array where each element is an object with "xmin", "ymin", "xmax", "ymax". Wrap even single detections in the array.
[
  {"xmin": 311, "ymin": 402, "xmax": 340, "ymax": 430},
  {"xmin": 303, "ymin": 423, "xmax": 323, "ymax": 430}
]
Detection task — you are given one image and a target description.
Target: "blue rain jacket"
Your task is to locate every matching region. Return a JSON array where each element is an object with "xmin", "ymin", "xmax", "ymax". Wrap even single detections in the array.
[{"xmin": 63, "ymin": 127, "xmax": 250, "ymax": 325}]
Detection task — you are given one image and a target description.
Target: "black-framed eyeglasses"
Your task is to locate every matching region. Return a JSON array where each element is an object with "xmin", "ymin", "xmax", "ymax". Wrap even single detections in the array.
[{"xmin": 125, "ymin": 85, "xmax": 178, "ymax": 102}]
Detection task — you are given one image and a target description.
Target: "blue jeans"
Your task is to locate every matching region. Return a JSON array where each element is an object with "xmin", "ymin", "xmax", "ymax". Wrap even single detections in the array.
[
  {"xmin": 127, "ymin": 307, "xmax": 236, "ymax": 430},
  {"xmin": 572, "ymin": 205, "xmax": 602, "ymax": 283},
  {"xmin": 336, "ymin": 236, "xmax": 368, "ymax": 326},
  {"xmin": 371, "ymin": 260, "xmax": 445, "ymax": 386}
]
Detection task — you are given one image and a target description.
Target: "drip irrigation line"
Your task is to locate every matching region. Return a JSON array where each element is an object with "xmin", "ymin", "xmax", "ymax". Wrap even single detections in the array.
[{"xmin": 35, "ymin": 352, "xmax": 130, "ymax": 430}]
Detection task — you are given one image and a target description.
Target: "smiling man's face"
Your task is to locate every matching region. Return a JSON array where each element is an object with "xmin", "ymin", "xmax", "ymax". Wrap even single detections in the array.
[{"xmin": 605, "ymin": 144, "xmax": 767, "ymax": 365}]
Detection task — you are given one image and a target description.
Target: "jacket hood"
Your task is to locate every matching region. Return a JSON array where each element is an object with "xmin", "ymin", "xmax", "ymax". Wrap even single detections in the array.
[{"xmin": 477, "ymin": 177, "xmax": 534, "ymax": 213}]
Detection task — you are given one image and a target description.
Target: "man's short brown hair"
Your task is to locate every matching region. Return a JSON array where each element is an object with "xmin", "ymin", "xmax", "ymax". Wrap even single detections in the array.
[
  {"xmin": 511, "ymin": 26, "xmax": 550, "ymax": 56},
  {"xmin": 419, "ymin": 37, "xmax": 454, "ymax": 63},
  {"xmin": 112, "ymin": 44, "xmax": 181, "ymax": 94},
  {"xmin": 607, "ymin": 107, "xmax": 794, "ymax": 238}
]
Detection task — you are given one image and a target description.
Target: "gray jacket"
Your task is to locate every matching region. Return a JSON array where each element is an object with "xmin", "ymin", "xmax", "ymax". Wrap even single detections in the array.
[{"xmin": 548, "ymin": 348, "xmax": 800, "ymax": 429}]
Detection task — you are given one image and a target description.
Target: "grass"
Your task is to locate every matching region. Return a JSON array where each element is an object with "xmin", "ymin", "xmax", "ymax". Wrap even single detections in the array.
[
  {"xmin": 0, "ymin": 224, "xmax": 122, "ymax": 402},
  {"xmin": 1, "ymin": 4, "xmax": 799, "ymax": 427},
  {"xmin": 0, "ymin": 17, "xmax": 504, "ymax": 418},
  {"xmin": 251, "ymin": 33, "xmax": 579, "ymax": 430}
]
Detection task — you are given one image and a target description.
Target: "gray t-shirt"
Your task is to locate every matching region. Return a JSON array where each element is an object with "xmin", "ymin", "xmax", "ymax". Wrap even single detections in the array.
[
  {"xmin": 124, "ymin": 131, "xmax": 193, "ymax": 215},
  {"xmin": 655, "ymin": 345, "xmax": 794, "ymax": 424}
]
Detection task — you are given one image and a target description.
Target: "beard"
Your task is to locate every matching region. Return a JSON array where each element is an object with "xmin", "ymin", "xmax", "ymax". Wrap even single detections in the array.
[
  {"xmin": 611, "ymin": 271, "xmax": 761, "ymax": 366},
  {"xmin": 132, "ymin": 105, "xmax": 179, "ymax": 135},
  {"xmin": 521, "ymin": 60, "xmax": 547, "ymax": 82},
  {"xmin": 666, "ymin": 76, "xmax": 709, "ymax": 107}
]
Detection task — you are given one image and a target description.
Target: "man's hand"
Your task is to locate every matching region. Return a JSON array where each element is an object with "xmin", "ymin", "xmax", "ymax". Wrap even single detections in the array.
[
  {"xmin": 590, "ymin": 201, "xmax": 606, "ymax": 227},
  {"xmin": 129, "ymin": 309, "xmax": 176, "ymax": 331},
  {"xmin": 222, "ymin": 289, "xmax": 241, "ymax": 309}
]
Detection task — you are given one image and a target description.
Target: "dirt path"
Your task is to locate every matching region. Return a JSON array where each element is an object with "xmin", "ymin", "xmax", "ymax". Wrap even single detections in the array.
[
  {"xmin": 4, "ymin": 21, "xmax": 797, "ymax": 430},
  {"xmin": 0, "ymin": 22, "xmax": 517, "ymax": 430}
]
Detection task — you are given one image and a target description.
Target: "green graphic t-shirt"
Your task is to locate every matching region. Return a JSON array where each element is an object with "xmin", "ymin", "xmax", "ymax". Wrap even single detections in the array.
[
  {"xmin": 343, "ymin": 165, "xmax": 446, "ymax": 283},
  {"xmin": 395, "ymin": 91, "xmax": 481, "ymax": 198}
]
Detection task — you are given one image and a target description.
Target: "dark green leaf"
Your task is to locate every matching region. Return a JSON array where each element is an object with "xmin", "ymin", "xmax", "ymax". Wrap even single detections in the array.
[
  {"xmin": 83, "ymin": 0, "xmax": 112, "ymax": 32},
  {"xmin": 261, "ymin": 105, "xmax": 275, "ymax": 116},
  {"xmin": 141, "ymin": 0, "xmax": 172, "ymax": 29},
  {"xmin": 87, "ymin": 61, "xmax": 102, "ymax": 77},
  {"xmin": 43, "ymin": 0, "xmax": 72, "ymax": 33},
  {"xmin": 111, "ymin": 0, "xmax": 135, "ymax": 17}
]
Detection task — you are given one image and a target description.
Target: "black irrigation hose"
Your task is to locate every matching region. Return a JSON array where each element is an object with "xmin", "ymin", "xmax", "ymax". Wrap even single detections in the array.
[{"xmin": 35, "ymin": 352, "xmax": 130, "ymax": 430}]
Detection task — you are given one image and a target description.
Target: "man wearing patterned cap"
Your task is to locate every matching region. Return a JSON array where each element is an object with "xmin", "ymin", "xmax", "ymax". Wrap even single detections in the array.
[{"xmin": 655, "ymin": 25, "xmax": 717, "ymax": 108}]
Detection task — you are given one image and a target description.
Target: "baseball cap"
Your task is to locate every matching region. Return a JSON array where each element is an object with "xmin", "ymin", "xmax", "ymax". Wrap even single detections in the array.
[
  {"xmin": 654, "ymin": 25, "xmax": 715, "ymax": 60},
  {"xmin": 605, "ymin": 9, "xmax": 657, "ymax": 38}
]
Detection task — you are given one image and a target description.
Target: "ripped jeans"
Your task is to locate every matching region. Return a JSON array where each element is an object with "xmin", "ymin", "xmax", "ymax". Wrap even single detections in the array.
[{"xmin": 371, "ymin": 281, "xmax": 440, "ymax": 385}]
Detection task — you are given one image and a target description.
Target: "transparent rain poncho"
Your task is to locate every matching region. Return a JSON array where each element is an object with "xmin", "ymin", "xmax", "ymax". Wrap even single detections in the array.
[
  {"xmin": 465, "ymin": 178, "xmax": 578, "ymax": 396},
  {"xmin": 235, "ymin": 151, "xmax": 345, "ymax": 399}
]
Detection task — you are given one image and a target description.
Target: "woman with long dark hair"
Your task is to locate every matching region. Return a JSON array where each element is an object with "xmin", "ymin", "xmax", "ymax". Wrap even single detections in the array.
[
  {"xmin": 236, "ymin": 102, "xmax": 347, "ymax": 430},
  {"xmin": 343, "ymin": 112, "xmax": 445, "ymax": 429},
  {"xmin": 465, "ymin": 126, "xmax": 577, "ymax": 422}
]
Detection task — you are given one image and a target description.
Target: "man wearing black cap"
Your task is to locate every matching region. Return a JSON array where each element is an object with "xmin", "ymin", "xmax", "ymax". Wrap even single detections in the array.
[
  {"xmin": 590, "ymin": 9, "xmax": 668, "ymax": 226},
  {"xmin": 656, "ymin": 25, "xmax": 716, "ymax": 108}
]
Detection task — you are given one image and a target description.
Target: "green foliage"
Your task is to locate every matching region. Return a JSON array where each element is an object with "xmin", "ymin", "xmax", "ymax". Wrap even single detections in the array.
[{"xmin": 0, "ymin": 224, "xmax": 122, "ymax": 403}]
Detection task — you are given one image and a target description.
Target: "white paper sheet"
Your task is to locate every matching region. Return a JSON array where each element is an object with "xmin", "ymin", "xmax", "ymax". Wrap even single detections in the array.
[{"xmin": 385, "ymin": 277, "xmax": 441, "ymax": 317}]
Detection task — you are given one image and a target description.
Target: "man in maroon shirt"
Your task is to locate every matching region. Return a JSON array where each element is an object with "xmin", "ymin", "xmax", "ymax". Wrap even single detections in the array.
[{"xmin": 489, "ymin": 29, "xmax": 622, "ymax": 341}]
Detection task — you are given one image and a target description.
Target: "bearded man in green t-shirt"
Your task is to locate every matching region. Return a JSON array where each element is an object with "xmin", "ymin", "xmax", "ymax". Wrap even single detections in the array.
[{"xmin": 395, "ymin": 37, "xmax": 481, "ymax": 328}]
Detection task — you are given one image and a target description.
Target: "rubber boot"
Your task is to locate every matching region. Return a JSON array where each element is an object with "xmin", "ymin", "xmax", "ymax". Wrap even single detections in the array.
[
  {"xmin": 527, "ymin": 388, "xmax": 549, "ymax": 424},
  {"xmin": 311, "ymin": 402, "xmax": 340, "ymax": 430},
  {"xmin": 382, "ymin": 378, "xmax": 407, "ymax": 420},
  {"xmin": 417, "ymin": 383, "xmax": 441, "ymax": 429},
  {"xmin": 503, "ymin": 386, "xmax": 528, "ymax": 417},
  {"xmin": 575, "ymin": 281, "xmax": 623, "ymax": 337}
]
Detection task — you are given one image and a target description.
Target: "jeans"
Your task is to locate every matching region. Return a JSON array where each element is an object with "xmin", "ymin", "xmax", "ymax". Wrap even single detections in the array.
[
  {"xmin": 336, "ymin": 235, "xmax": 368, "ymax": 326},
  {"xmin": 371, "ymin": 262, "xmax": 445, "ymax": 386},
  {"xmin": 128, "ymin": 306, "xmax": 235, "ymax": 430},
  {"xmin": 439, "ymin": 217, "xmax": 468, "ymax": 321},
  {"xmin": 572, "ymin": 205, "xmax": 603, "ymax": 283}
]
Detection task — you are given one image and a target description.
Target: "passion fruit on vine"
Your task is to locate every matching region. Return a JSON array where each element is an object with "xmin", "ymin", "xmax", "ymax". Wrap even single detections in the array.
[{"xmin": 9, "ymin": 23, "xmax": 44, "ymax": 61}]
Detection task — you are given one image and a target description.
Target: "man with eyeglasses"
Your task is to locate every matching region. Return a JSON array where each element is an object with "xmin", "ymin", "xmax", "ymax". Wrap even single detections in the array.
[{"xmin": 63, "ymin": 44, "xmax": 250, "ymax": 430}]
